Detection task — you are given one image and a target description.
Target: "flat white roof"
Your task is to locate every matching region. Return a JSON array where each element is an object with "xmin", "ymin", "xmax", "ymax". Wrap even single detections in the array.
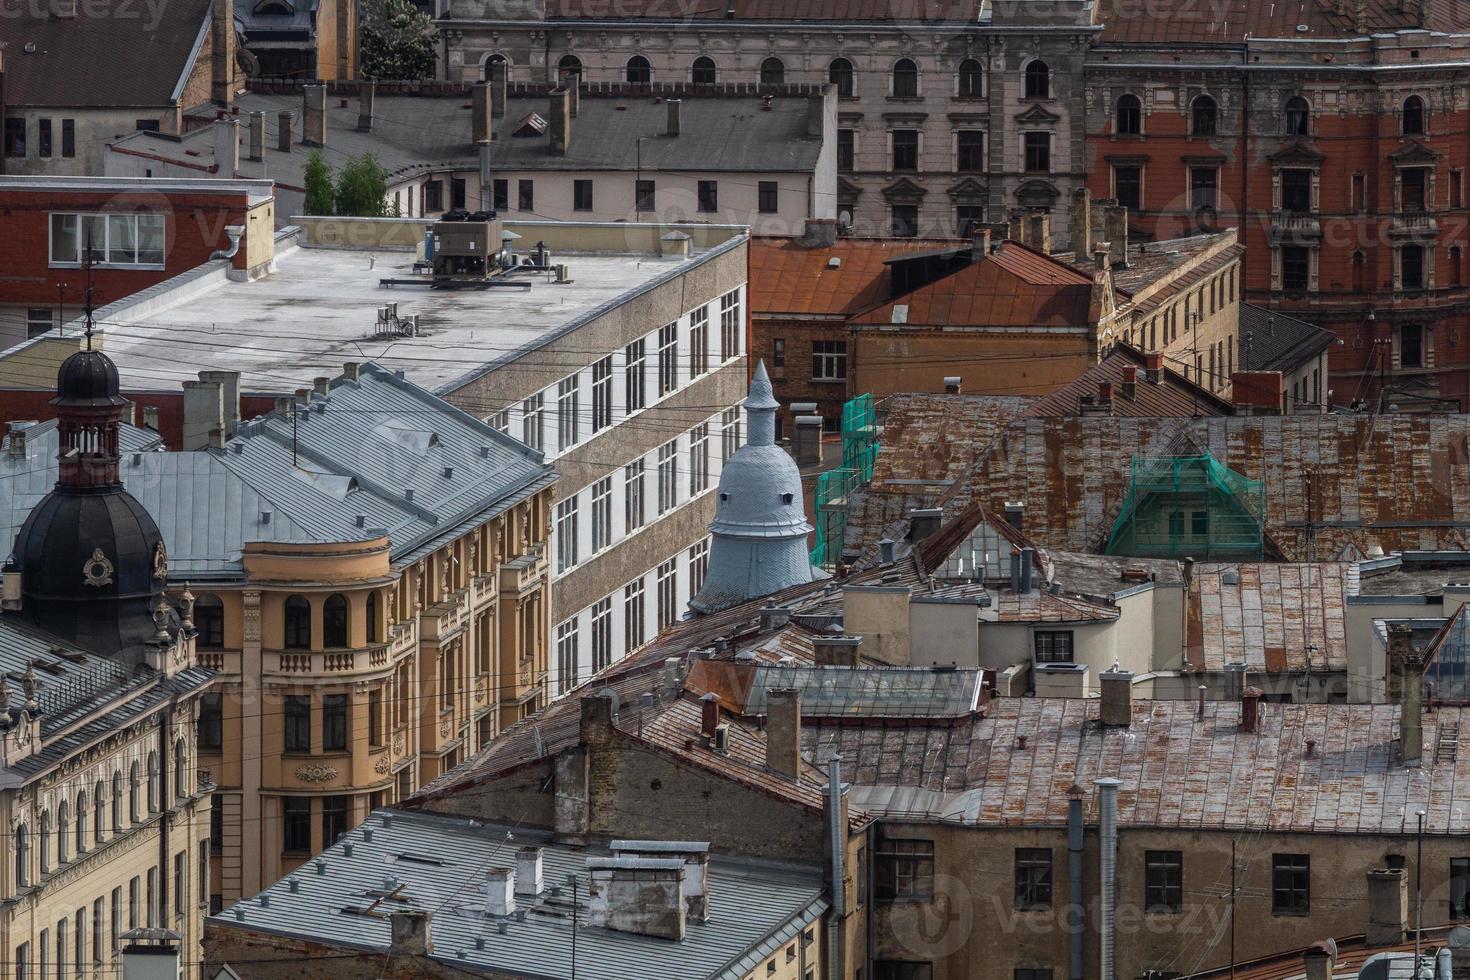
[{"xmin": 80, "ymin": 240, "xmax": 712, "ymax": 395}]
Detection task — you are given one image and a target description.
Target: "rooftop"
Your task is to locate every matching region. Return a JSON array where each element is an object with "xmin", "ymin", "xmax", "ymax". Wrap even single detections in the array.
[
  {"xmin": 56, "ymin": 229, "xmax": 729, "ymax": 396},
  {"xmin": 1240, "ymin": 304, "xmax": 1339, "ymax": 375},
  {"xmin": 749, "ymin": 236, "xmax": 964, "ymax": 318},
  {"xmin": 1187, "ymin": 562, "xmax": 1356, "ymax": 673},
  {"xmin": 211, "ymin": 809, "xmax": 829, "ymax": 980},
  {"xmin": 1028, "ymin": 343, "xmax": 1234, "ymax": 418},
  {"xmin": 1096, "ymin": 0, "xmax": 1470, "ymax": 45}
]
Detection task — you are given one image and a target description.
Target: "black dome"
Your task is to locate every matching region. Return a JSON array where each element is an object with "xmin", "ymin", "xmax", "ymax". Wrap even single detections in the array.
[
  {"xmin": 55, "ymin": 349, "xmax": 125, "ymax": 407},
  {"xmin": 12, "ymin": 487, "xmax": 169, "ymax": 660}
]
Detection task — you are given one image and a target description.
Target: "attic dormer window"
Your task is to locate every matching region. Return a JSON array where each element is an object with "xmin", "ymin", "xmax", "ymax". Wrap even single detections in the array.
[
  {"xmin": 781, "ymin": 493, "xmax": 794, "ymax": 505},
  {"xmin": 253, "ymin": 0, "xmax": 293, "ymax": 14}
]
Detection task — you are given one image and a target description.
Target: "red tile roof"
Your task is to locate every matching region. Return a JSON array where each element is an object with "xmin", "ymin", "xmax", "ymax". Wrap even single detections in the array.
[
  {"xmin": 749, "ymin": 236, "xmax": 962, "ymax": 318},
  {"xmin": 1098, "ymin": 0, "xmax": 1470, "ymax": 45}
]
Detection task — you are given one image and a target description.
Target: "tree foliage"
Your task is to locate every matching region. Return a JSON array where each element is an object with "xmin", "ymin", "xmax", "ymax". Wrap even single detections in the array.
[
  {"xmin": 360, "ymin": 0, "xmax": 437, "ymax": 81},
  {"xmin": 334, "ymin": 154, "xmax": 389, "ymax": 217},
  {"xmin": 303, "ymin": 150, "xmax": 335, "ymax": 216}
]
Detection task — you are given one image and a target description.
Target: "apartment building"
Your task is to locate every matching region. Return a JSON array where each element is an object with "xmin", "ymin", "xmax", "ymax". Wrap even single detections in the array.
[{"xmin": 433, "ymin": 0, "xmax": 1097, "ymax": 242}]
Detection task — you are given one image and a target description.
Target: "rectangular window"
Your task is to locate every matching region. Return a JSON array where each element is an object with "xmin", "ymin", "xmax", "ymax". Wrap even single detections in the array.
[
  {"xmin": 876, "ymin": 838, "xmax": 935, "ymax": 901},
  {"xmin": 198, "ymin": 693, "xmax": 223, "ymax": 750},
  {"xmin": 451, "ymin": 178, "xmax": 467, "ymax": 210},
  {"xmin": 321, "ymin": 795, "xmax": 347, "ymax": 847},
  {"xmin": 1114, "ymin": 165, "xmax": 1142, "ymax": 212},
  {"xmin": 720, "ymin": 289, "xmax": 742, "ymax": 360},
  {"xmin": 555, "ymin": 619, "xmax": 578, "ymax": 695},
  {"xmin": 875, "ymin": 965, "xmax": 933, "ymax": 980},
  {"xmin": 38, "ymin": 118, "xmax": 52, "ymax": 158},
  {"xmin": 282, "ymin": 797, "xmax": 310, "ymax": 853},
  {"xmin": 283, "ymin": 696, "xmax": 310, "ymax": 752},
  {"xmin": 689, "ymin": 423, "xmax": 709, "ymax": 496},
  {"xmin": 1271, "ymin": 853, "xmax": 1310, "ymax": 916},
  {"xmin": 623, "ymin": 338, "xmax": 647, "ymax": 413},
  {"xmin": 891, "ymin": 204, "xmax": 918, "ymax": 238},
  {"xmin": 109, "ymin": 887, "xmax": 120, "ymax": 953},
  {"xmin": 25, "ymin": 307, "xmax": 53, "ymax": 339},
  {"xmin": 61, "ymin": 119, "xmax": 74, "ymax": 158},
  {"xmin": 1450, "ymin": 858, "xmax": 1470, "ymax": 918},
  {"xmin": 591, "ymin": 476, "xmax": 612, "ymax": 553},
  {"xmin": 1190, "ymin": 167, "xmax": 1219, "ymax": 210},
  {"xmin": 521, "ymin": 392, "xmax": 544, "ymax": 452},
  {"xmin": 128, "ymin": 878, "xmax": 139, "ymax": 931},
  {"xmin": 1281, "ymin": 169, "xmax": 1312, "ymax": 214},
  {"xmin": 635, "ymin": 179, "xmax": 655, "ymax": 212},
  {"xmin": 697, "ymin": 180, "xmax": 718, "ymax": 212},
  {"xmin": 555, "ymin": 496, "xmax": 579, "ymax": 573},
  {"xmin": 688, "ymin": 538, "xmax": 709, "ymax": 595},
  {"xmin": 423, "ymin": 180, "xmax": 444, "ymax": 213},
  {"xmin": 838, "ymin": 129, "xmax": 855, "ymax": 171},
  {"xmin": 656, "ymin": 558, "xmax": 678, "ymax": 631},
  {"xmin": 721, "ymin": 407, "xmax": 741, "ymax": 463},
  {"xmin": 1034, "ymin": 631, "xmax": 1074, "ymax": 664},
  {"xmin": 658, "ymin": 322, "xmax": 678, "ymax": 396},
  {"xmin": 1024, "ymin": 132, "xmax": 1050, "ymax": 173},
  {"xmin": 812, "ymin": 340, "xmax": 848, "ymax": 381},
  {"xmin": 573, "ymin": 179, "xmax": 594, "ymax": 212},
  {"xmin": 1402, "ymin": 245, "xmax": 1426, "ymax": 291},
  {"xmin": 625, "ymin": 458, "xmax": 646, "ymax": 532},
  {"xmin": 518, "ymin": 179, "xmax": 534, "ymax": 212},
  {"xmin": 1145, "ymin": 850, "xmax": 1184, "ymax": 913},
  {"xmin": 892, "ymin": 130, "xmax": 919, "ymax": 172},
  {"xmin": 1014, "ymin": 848, "xmax": 1053, "ymax": 910},
  {"xmin": 172, "ymin": 852, "xmax": 185, "ymax": 917},
  {"xmin": 14, "ymin": 942, "xmax": 26, "ymax": 980},
  {"xmin": 492, "ymin": 178, "xmax": 508, "ymax": 211},
  {"xmin": 758, "ymin": 181, "xmax": 779, "ymax": 213},
  {"xmin": 690, "ymin": 306, "xmax": 709, "ymax": 377},
  {"xmin": 1453, "ymin": 170, "xmax": 1464, "ymax": 209},
  {"xmin": 1014, "ymin": 971, "xmax": 1052, "ymax": 980},
  {"xmin": 624, "ymin": 579, "xmax": 646, "ymax": 652},
  {"xmin": 590, "ymin": 597, "xmax": 612, "ymax": 672},
  {"xmin": 321, "ymin": 693, "xmax": 347, "ymax": 752},
  {"xmin": 56, "ymin": 919, "xmax": 66, "ymax": 976},
  {"xmin": 956, "ymin": 205, "xmax": 985, "ymax": 237},
  {"xmin": 49, "ymin": 212, "xmax": 165, "ymax": 267},
  {"xmin": 1401, "ymin": 324, "xmax": 1425, "ymax": 368},
  {"xmin": 956, "ymin": 130, "xmax": 984, "ymax": 172},
  {"xmin": 1402, "ymin": 168, "xmax": 1428, "ymax": 212},
  {"xmin": 658, "ymin": 439, "xmax": 678, "ymax": 515},
  {"xmin": 591, "ymin": 355, "xmax": 613, "ymax": 433},
  {"xmin": 772, "ymin": 338, "xmax": 786, "ymax": 368},
  {"xmin": 4, "ymin": 118, "xmax": 25, "ymax": 157},
  {"xmin": 557, "ymin": 374, "xmax": 580, "ymax": 452}
]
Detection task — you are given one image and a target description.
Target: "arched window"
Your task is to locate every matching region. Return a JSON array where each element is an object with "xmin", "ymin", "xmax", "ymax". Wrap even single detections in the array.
[
  {"xmin": 691, "ymin": 56, "xmax": 717, "ymax": 85},
  {"xmin": 1191, "ymin": 95, "xmax": 1218, "ymax": 136},
  {"xmin": 75, "ymin": 790, "xmax": 87, "ymax": 854},
  {"xmin": 892, "ymin": 58, "xmax": 918, "ymax": 98},
  {"xmin": 1024, "ymin": 60, "xmax": 1050, "ymax": 100},
  {"xmin": 626, "ymin": 55, "xmax": 651, "ymax": 85},
  {"xmin": 957, "ymin": 58, "xmax": 983, "ymax": 99},
  {"xmin": 1116, "ymin": 94, "xmax": 1142, "ymax": 135},
  {"xmin": 93, "ymin": 780, "xmax": 104, "ymax": 845},
  {"xmin": 1404, "ymin": 95, "xmax": 1426, "ymax": 136},
  {"xmin": 828, "ymin": 57, "xmax": 854, "ymax": 98},
  {"xmin": 366, "ymin": 590, "xmax": 380, "ymax": 644},
  {"xmin": 760, "ymin": 57, "xmax": 785, "ymax": 85},
  {"xmin": 111, "ymin": 772, "xmax": 122, "ymax": 832},
  {"xmin": 56, "ymin": 802, "xmax": 69, "ymax": 863},
  {"xmin": 1284, "ymin": 96, "xmax": 1310, "ymax": 136},
  {"xmin": 38, "ymin": 810, "xmax": 50, "ymax": 875},
  {"xmin": 557, "ymin": 54, "xmax": 582, "ymax": 81},
  {"xmin": 323, "ymin": 594, "xmax": 349, "ymax": 648},
  {"xmin": 15, "ymin": 824, "xmax": 28, "ymax": 888},
  {"xmin": 129, "ymin": 762, "xmax": 140, "ymax": 822},
  {"xmin": 174, "ymin": 738, "xmax": 189, "ymax": 798},
  {"xmin": 195, "ymin": 593, "xmax": 224, "ymax": 649},
  {"xmin": 284, "ymin": 595, "xmax": 311, "ymax": 650},
  {"xmin": 147, "ymin": 751, "xmax": 159, "ymax": 813},
  {"xmin": 481, "ymin": 53, "xmax": 507, "ymax": 82}
]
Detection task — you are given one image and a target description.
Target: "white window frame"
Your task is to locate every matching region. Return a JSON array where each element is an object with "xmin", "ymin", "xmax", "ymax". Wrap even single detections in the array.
[
  {"xmin": 657, "ymin": 439, "xmax": 679, "ymax": 515},
  {"xmin": 49, "ymin": 212, "xmax": 166, "ymax": 268},
  {"xmin": 689, "ymin": 423, "xmax": 709, "ymax": 496},
  {"xmin": 590, "ymin": 597, "xmax": 612, "ymax": 674},
  {"xmin": 590, "ymin": 476, "xmax": 612, "ymax": 554},
  {"xmin": 624, "ymin": 457, "xmax": 646, "ymax": 532},
  {"xmin": 690, "ymin": 306, "xmax": 710, "ymax": 378},
  {"xmin": 624, "ymin": 338, "xmax": 647, "ymax": 413},
  {"xmin": 555, "ymin": 618, "xmax": 579, "ymax": 694},
  {"xmin": 657, "ymin": 322, "xmax": 678, "ymax": 396},
  {"xmin": 591, "ymin": 355, "xmax": 613, "ymax": 433},
  {"xmin": 555, "ymin": 496, "xmax": 580, "ymax": 573},
  {"xmin": 719, "ymin": 288, "xmax": 742, "ymax": 361},
  {"xmin": 556, "ymin": 374, "xmax": 579, "ymax": 452},
  {"xmin": 521, "ymin": 392, "xmax": 544, "ymax": 452}
]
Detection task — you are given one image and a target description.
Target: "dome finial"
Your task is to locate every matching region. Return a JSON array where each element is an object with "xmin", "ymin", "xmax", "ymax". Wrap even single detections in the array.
[{"xmin": 744, "ymin": 361, "xmax": 779, "ymax": 448}]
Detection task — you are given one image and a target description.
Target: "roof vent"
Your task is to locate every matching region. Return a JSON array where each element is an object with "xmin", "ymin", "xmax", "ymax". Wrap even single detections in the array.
[
  {"xmin": 315, "ymin": 859, "xmax": 327, "ymax": 875},
  {"xmin": 356, "ymin": 514, "xmax": 367, "ymax": 528},
  {"xmin": 405, "ymin": 488, "xmax": 415, "ymax": 503},
  {"xmin": 827, "ymin": 257, "xmax": 841, "ymax": 269},
  {"xmin": 480, "ymin": 445, "xmax": 491, "ymax": 458},
  {"xmin": 288, "ymin": 879, "xmax": 299, "ymax": 893},
  {"xmin": 260, "ymin": 510, "xmax": 272, "ymax": 525},
  {"xmin": 443, "ymin": 466, "xmax": 454, "ymax": 479}
]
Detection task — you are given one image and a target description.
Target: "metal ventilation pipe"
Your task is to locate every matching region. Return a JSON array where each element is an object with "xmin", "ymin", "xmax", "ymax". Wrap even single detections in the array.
[
  {"xmin": 1067, "ymin": 790, "xmax": 1085, "ymax": 980},
  {"xmin": 1096, "ymin": 777, "xmax": 1122, "ymax": 980},
  {"xmin": 826, "ymin": 753, "xmax": 846, "ymax": 980}
]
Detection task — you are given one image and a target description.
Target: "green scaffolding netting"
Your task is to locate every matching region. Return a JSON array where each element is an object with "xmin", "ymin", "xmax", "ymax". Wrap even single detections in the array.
[
  {"xmin": 1104, "ymin": 453, "xmax": 1265, "ymax": 561},
  {"xmin": 810, "ymin": 394, "xmax": 877, "ymax": 570}
]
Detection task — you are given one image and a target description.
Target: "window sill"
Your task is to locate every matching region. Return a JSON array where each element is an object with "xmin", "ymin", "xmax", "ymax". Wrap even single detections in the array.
[{"xmin": 49, "ymin": 262, "xmax": 166, "ymax": 272}]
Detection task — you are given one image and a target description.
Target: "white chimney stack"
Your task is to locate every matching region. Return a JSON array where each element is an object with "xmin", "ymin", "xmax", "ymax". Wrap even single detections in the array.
[
  {"xmin": 515, "ymin": 847, "xmax": 544, "ymax": 897},
  {"xmin": 484, "ymin": 868, "xmax": 515, "ymax": 917}
]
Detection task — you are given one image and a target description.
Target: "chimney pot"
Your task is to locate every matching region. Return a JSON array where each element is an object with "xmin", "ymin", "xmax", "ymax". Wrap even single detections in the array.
[
  {"xmin": 357, "ymin": 80, "xmax": 376, "ymax": 133},
  {"xmin": 1241, "ymin": 686, "xmax": 1264, "ymax": 734},
  {"xmin": 302, "ymin": 85, "xmax": 327, "ymax": 147},
  {"xmin": 764, "ymin": 688, "xmax": 802, "ymax": 781},
  {"xmin": 549, "ymin": 88, "xmax": 572, "ymax": 155},
  {"xmin": 1100, "ymin": 668, "xmax": 1134, "ymax": 727},
  {"xmin": 277, "ymin": 110, "xmax": 293, "ymax": 153},
  {"xmin": 1365, "ymin": 868, "xmax": 1408, "ymax": 946},
  {"xmin": 699, "ymin": 692, "xmax": 721, "ymax": 738}
]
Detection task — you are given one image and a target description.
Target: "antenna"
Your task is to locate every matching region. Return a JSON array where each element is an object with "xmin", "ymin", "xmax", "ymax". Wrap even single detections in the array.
[{"xmin": 82, "ymin": 225, "xmax": 97, "ymax": 350}]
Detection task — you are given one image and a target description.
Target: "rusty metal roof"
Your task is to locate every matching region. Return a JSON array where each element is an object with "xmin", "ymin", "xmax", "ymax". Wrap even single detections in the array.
[
  {"xmin": 1097, "ymin": 0, "xmax": 1470, "ymax": 45},
  {"xmin": 750, "ymin": 236, "xmax": 963, "ymax": 318},
  {"xmin": 1028, "ymin": 343, "xmax": 1234, "ymax": 419},
  {"xmin": 806, "ymin": 697, "xmax": 1470, "ymax": 834},
  {"xmin": 1183, "ymin": 928, "xmax": 1461, "ymax": 980},
  {"xmin": 1186, "ymin": 563, "xmax": 1356, "ymax": 674},
  {"xmin": 992, "ymin": 588, "xmax": 1120, "ymax": 624}
]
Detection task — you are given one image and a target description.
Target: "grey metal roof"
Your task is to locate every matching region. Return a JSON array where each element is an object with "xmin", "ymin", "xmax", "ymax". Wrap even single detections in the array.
[
  {"xmin": 0, "ymin": 363, "xmax": 554, "ymax": 578},
  {"xmin": 211, "ymin": 809, "xmax": 828, "ymax": 980},
  {"xmin": 1239, "ymin": 303, "xmax": 1337, "ymax": 374},
  {"xmin": 745, "ymin": 664, "xmax": 985, "ymax": 719}
]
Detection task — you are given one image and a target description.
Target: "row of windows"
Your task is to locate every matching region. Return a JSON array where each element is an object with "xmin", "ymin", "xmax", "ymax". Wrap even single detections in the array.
[
  {"xmin": 1115, "ymin": 92, "xmax": 1429, "ymax": 139},
  {"xmin": 48, "ymin": 212, "xmax": 165, "ymax": 268},
  {"xmin": 2, "ymin": 116, "xmax": 82, "ymax": 159},
  {"xmin": 481, "ymin": 175, "xmax": 779, "ymax": 216}
]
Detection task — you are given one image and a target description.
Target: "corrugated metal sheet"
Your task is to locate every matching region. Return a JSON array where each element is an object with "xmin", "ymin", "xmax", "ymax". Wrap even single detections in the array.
[{"xmin": 1187, "ymin": 562, "xmax": 1354, "ymax": 673}]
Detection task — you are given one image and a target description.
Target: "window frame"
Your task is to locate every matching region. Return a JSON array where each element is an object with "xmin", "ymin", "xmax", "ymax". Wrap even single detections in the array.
[
  {"xmin": 1013, "ymin": 847, "xmax": 1054, "ymax": 911},
  {"xmin": 1271, "ymin": 853, "xmax": 1311, "ymax": 916}
]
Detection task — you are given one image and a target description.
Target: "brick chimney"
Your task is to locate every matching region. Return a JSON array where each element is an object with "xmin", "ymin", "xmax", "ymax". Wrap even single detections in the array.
[
  {"xmin": 1143, "ymin": 352, "xmax": 1165, "ymax": 384},
  {"xmin": 586, "ymin": 856, "xmax": 686, "ymax": 940},
  {"xmin": 472, "ymin": 82, "xmax": 493, "ymax": 146},
  {"xmin": 699, "ymin": 692, "xmax": 721, "ymax": 738},
  {"xmin": 1100, "ymin": 667, "xmax": 1134, "ymax": 727},
  {"xmin": 357, "ymin": 80, "xmax": 376, "ymax": 133},
  {"xmin": 765, "ymin": 688, "xmax": 802, "ymax": 781},
  {"xmin": 489, "ymin": 58, "xmax": 508, "ymax": 118},
  {"xmin": 666, "ymin": 98, "xmax": 682, "ymax": 136},
  {"xmin": 1365, "ymin": 868, "xmax": 1408, "ymax": 946},
  {"xmin": 302, "ymin": 85, "xmax": 327, "ymax": 147},
  {"xmin": 549, "ymin": 88, "xmax": 571, "ymax": 155},
  {"xmin": 1071, "ymin": 186, "xmax": 1094, "ymax": 255},
  {"xmin": 211, "ymin": 0, "xmax": 235, "ymax": 107},
  {"xmin": 389, "ymin": 910, "xmax": 432, "ymax": 956},
  {"xmin": 212, "ymin": 118, "xmax": 239, "ymax": 177},
  {"xmin": 793, "ymin": 415, "xmax": 822, "ymax": 466},
  {"xmin": 1009, "ymin": 209, "xmax": 1052, "ymax": 253},
  {"xmin": 277, "ymin": 110, "xmax": 292, "ymax": 152},
  {"xmin": 559, "ymin": 67, "xmax": 580, "ymax": 116},
  {"xmin": 1241, "ymin": 686, "xmax": 1263, "ymax": 734},
  {"xmin": 610, "ymin": 841, "xmax": 710, "ymax": 922},
  {"xmin": 813, "ymin": 634, "xmax": 862, "ymax": 667},
  {"xmin": 1104, "ymin": 203, "xmax": 1129, "ymax": 268},
  {"xmin": 1121, "ymin": 366, "xmax": 1139, "ymax": 401},
  {"xmin": 247, "ymin": 111, "xmax": 265, "ymax": 161},
  {"xmin": 1302, "ymin": 944, "xmax": 1334, "ymax": 980},
  {"xmin": 970, "ymin": 226, "xmax": 991, "ymax": 263}
]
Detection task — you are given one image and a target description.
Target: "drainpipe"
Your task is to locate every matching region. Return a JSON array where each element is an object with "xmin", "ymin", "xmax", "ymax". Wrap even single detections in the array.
[
  {"xmin": 826, "ymin": 753, "xmax": 846, "ymax": 980},
  {"xmin": 1096, "ymin": 777, "xmax": 1122, "ymax": 980},
  {"xmin": 1067, "ymin": 789, "xmax": 1085, "ymax": 980},
  {"xmin": 208, "ymin": 226, "xmax": 243, "ymax": 263}
]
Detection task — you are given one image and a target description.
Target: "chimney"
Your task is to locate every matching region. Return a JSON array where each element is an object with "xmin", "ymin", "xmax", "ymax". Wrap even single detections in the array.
[
  {"xmin": 211, "ymin": 0, "xmax": 235, "ymax": 106},
  {"xmin": 1019, "ymin": 546, "xmax": 1035, "ymax": 594},
  {"xmin": 813, "ymin": 634, "xmax": 862, "ymax": 668},
  {"xmin": 765, "ymin": 688, "xmax": 802, "ymax": 781},
  {"xmin": 142, "ymin": 406, "xmax": 160, "ymax": 431},
  {"xmin": 666, "ymin": 98, "xmax": 682, "ymax": 136},
  {"xmin": 302, "ymin": 85, "xmax": 327, "ymax": 147},
  {"xmin": 1103, "ymin": 204, "xmax": 1129, "ymax": 268},
  {"xmin": 878, "ymin": 538, "xmax": 896, "ymax": 564},
  {"xmin": 342, "ymin": 361, "xmax": 361, "ymax": 382},
  {"xmin": 1100, "ymin": 667, "xmax": 1134, "ymax": 727},
  {"xmin": 699, "ymin": 692, "xmax": 721, "ymax": 739},
  {"xmin": 1302, "ymin": 944, "xmax": 1335, "ymax": 980},
  {"xmin": 388, "ymin": 910, "xmax": 432, "ymax": 956},
  {"xmin": 609, "ymin": 841, "xmax": 711, "ymax": 922},
  {"xmin": 182, "ymin": 379, "xmax": 225, "ymax": 451},
  {"xmin": 1421, "ymin": 0, "xmax": 1434, "ymax": 29},
  {"xmin": 549, "ymin": 88, "xmax": 572, "ymax": 155},
  {"xmin": 793, "ymin": 415, "xmax": 822, "ymax": 466},
  {"xmin": 1019, "ymin": 210, "xmax": 1052, "ymax": 253},
  {"xmin": 1143, "ymin": 352, "xmax": 1165, "ymax": 384},
  {"xmin": 199, "ymin": 370, "xmax": 241, "ymax": 433},
  {"xmin": 970, "ymin": 226, "xmax": 991, "ymax": 263},
  {"xmin": 277, "ymin": 110, "xmax": 293, "ymax": 152},
  {"xmin": 312, "ymin": 375, "xmax": 330, "ymax": 397},
  {"xmin": 759, "ymin": 606, "xmax": 791, "ymax": 631},
  {"xmin": 943, "ymin": 376, "xmax": 963, "ymax": 394},
  {"xmin": 908, "ymin": 507, "xmax": 943, "ymax": 543},
  {"xmin": 1353, "ymin": 0, "xmax": 1368, "ymax": 32},
  {"xmin": 1121, "ymin": 367, "xmax": 1139, "ymax": 401},
  {"xmin": 489, "ymin": 59, "xmax": 508, "ymax": 117},
  {"xmin": 515, "ymin": 848, "xmax": 543, "ymax": 896},
  {"xmin": 472, "ymin": 82, "xmax": 493, "ymax": 146},
  {"xmin": 246, "ymin": 111, "xmax": 265, "ymax": 161},
  {"xmin": 483, "ymin": 868, "xmax": 515, "ymax": 917},
  {"xmin": 586, "ymin": 856, "xmax": 686, "ymax": 940},
  {"xmin": 1004, "ymin": 501, "xmax": 1025, "ymax": 531},
  {"xmin": 213, "ymin": 118, "xmax": 239, "ymax": 177},
  {"xmin": 1241, "ymin": 686, "xmax": 1263, "ymax": 734},
  {"xmin": 558, "ymin": 67, "xmax": 580, "ymax": 115},
  {"xmin": 1365, "ymin": 868, "xmax": 1408, "ymax": 946},
  {"xmin": 1399, "ymin": 634, "xmax": 1424, "ymax": 767},
  {"xmin": 357, "ymin": 80, "xmax": 376, "ymax": 132},
  {"xmin": 1071, "ymin": 186, "xmax": 1094, "ymax": 255},
  {"xmin": 799, "ymin": 218, "xmax": 838, "ymax": 247}
]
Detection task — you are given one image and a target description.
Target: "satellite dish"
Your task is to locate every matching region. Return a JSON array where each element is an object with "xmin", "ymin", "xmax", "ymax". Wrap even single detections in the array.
[{"xmin": 838, "ymin": 209, "xmax": 853, "ymax": 229}]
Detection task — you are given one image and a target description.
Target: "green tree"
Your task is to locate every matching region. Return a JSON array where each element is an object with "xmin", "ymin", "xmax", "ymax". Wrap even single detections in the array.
[
  {"xmin": 360, "ymin": 0, "xmax": 437, "ymax": 81},
  {"xmin": 334, "ymin": 154, "xmax": 389, "ymax": 217},
  {"xmin": 303, "ymin": 150, "xmax": 335, "ymax": 216}
]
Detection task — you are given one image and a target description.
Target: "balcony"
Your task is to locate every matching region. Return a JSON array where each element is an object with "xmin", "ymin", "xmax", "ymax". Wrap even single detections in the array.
[
  {"xmin": 499, "ymin": 546, "xmax": 547, "ymax": 596},
  {"xmin": 1268, "ymin": 213, "xmax": 1321, "ymax": 244},
  {"xmin": 1389, "ymin": 213, "xmax": 1438, "ymax": 240},
  {"xmin": 266, "ymin": 642, "xmax": 399, "ymax": 680}
]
